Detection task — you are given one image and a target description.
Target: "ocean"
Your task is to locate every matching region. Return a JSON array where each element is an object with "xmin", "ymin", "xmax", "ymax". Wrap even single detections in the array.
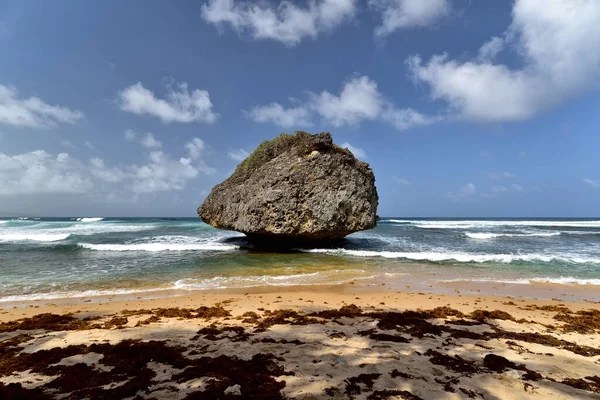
[{"xmin": 0, "ymin": 217, "xmax": 599, "ymax": 302}]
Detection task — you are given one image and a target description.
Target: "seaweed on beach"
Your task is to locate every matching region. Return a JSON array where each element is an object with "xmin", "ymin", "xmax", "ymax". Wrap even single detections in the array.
[
  {"xmin": 358, "ymin": 329, "xmax": 411, "ymax": 343},
  {"xmin": 121, "ymin": 305, "xmax": 231, "ymax": 320},
  {"xmin": 560, "ymin": 376, "xmax": 600, "ymax": 393},
  {"xmin": 175, "ymin": 353, "xmax": 288, "ymax": 399},
  {"xmin": 103, "ymin": 315, "xmax": 128, "ymax": 329},
  {"xmin": 344, "ymin": 373, "xmax": 381, "ymax": 396},
  {"xmin": 254, "ymin": 309, "xmax": 320, "ymax": 332},
  {"xmin": 0, "ymin": 383, "xmax": 50, "ymax": 400},
  {"xmin": 554, "ymin": 309, "xmax": 600, "ymax": 333},
  {"xmin": 469, "ymin": 310, "xmax": 515, "ymax": 322},
  {"xmin": 310, "ymin": 304, "xmax": 363, "ymax": 319},
  {"xmin": 424, "ymin": 349, "xmax": 479, "ymax": 374},
  {"xmin": 0, "ymin": 313, "xmax": 100, "ymax": 333},
  {"xmin": 367, "ymin": 389, "xmax": 425, "ymax": 400}
]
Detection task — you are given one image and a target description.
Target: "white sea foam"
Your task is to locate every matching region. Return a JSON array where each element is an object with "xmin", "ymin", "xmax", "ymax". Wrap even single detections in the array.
[
  {"xmin": 465, "ymin": 232, "xmax": 561, "ymax": 239},
  {"xmin": 387, "ymin": 219, "xmax": 600, "ymax": 229},
  {"xmin": 0, "ymin": 233, "xmax": 71, "ymax": 242},
  {"xmin": 78, "ymin": 242, "xmax": 239, "ymax": 252},
  {"xmin": 441, "ymin": 277, "xmax": 600, "ymax": 285},
  {"xmin": 0, "ymin": 287, "xmax": 175, "ymax": 303},
  {"xmin": 0, "ymin": 270, "xmax": 371, "ymax": 302},
  {"xmin": 300, "ymin": 248, "xmax": 600, "ymax": 264},
  {"xmin": 78, "ymin": 217, "xmax": 105, "ymax": 222},
  {"xmin": 174, "ymin": 270, "xmax": 371, "ymax": 290}
]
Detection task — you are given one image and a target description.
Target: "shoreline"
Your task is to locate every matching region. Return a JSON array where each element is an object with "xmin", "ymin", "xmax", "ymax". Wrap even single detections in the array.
[{"xmin": 1, "ymin": 275, "xmax": 600, "ymax": 312}]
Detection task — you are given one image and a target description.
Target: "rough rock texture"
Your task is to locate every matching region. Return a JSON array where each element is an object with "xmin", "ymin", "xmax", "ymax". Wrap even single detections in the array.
[{"xmin": 198, "ymin": 131, "xmax": 378, "ymax": 245}]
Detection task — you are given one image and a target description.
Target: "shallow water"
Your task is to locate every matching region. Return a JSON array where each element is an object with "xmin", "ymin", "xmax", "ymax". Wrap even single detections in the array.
[{"xmin": 0, "ymin": 217, "xmax": 599, "ymax": 301}]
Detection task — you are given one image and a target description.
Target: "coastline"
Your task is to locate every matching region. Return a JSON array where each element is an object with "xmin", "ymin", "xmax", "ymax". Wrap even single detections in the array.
[
  {"xmin": 2, "ymin": 275, "xmax": 600, "ymax": 312},
  {"xmin": 2, "ymin": 285, "xmax": 600, "ymax": 398}
]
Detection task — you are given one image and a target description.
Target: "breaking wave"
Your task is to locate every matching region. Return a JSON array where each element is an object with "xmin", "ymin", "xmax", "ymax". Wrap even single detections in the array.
[
  {"xmin": 465, "ymin": 232, "xmax": 561, "ymax": 239},
  {"xmin": 299, "ymin": 248, "xmax": 600, "ymax": 264},
  {"xmin": 440, "ymin": 277, "xmax": 600, "ymax": 285},
  {"xmin": 78, "ymin": 242, "xmax": 239, "ymax": 252},
  {"xmin": 0, "ymin": 233, "xmax": 71, "ymax": 242},
  {"xmin": 387, "ymin": 219, "xmax": 600, "ymax": 229}
]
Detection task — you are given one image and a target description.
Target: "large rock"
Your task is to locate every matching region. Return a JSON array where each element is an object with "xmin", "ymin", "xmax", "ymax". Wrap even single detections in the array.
[{"xmin": 198, "ymin": 131, "xmax": 378, "ymax": 246}]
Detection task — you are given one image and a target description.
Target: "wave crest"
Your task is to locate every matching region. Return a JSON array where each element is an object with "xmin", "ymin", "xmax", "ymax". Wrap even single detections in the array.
[
  {"xmin": 0, "ymin": 233, "xmax": 71, "ymax": 242},
  {"xmin": 300, "ymin": 248, "xmax": 600, "ymax": 264},
  {"xmin": 78, "ymin": 217, "xmax": 105, "ymax": 222},
  {"xmin": 465, "ymin": 232, "xmax": 561, "ymax": 239},
  {"xmin": 78, "ymin": 242, "xmax": 239, "ymax": 252}
]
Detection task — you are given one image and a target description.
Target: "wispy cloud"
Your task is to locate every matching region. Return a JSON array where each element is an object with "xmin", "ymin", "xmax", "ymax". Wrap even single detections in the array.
[
  {"xmin": 201, "ymin": 0, "xmax": 357, "ymax": 46},
  {"xmin": 250, "ymin": 76, "xmax": 437, "ymax": 131},
  {"xmin": 228, "ymin": 148, "xmax": 250, "ymax": 162},
  {"xmin": 370, "ymin": 0, "xmax": 451, "ymax": 37},
  {"xmin": 488, "ymin": 172, "xmax": 514, "ymax": 180},
  {"xmin": 117, "ymin": 80, "xmax": 218, "ymax": 124},
  {"xmin": 0, "ymin": 84, "xmax": 83, "ymax": 129},
  {"xmin": 408, "ymin": 0, "xmax": 600, "ymax": 123},
  {"xmin": 340, "ymin": 142, "xmax": 366, "ymax": 159},
  {"xmin": 392, "ymin": 176, "xmax": 409, "ymax": 185},
  {"xmin": 583, "ymin": 178, "xmax": 600, "ymax": 188},
  {"xmin": 447, "ymin": 183, "xmax": 476, "ymax": 201}
]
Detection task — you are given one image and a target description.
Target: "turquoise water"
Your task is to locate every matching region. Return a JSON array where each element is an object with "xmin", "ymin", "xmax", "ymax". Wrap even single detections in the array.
[{"xmin": 0, "ymin": 217, "xmax": 599, "ymax": 301}]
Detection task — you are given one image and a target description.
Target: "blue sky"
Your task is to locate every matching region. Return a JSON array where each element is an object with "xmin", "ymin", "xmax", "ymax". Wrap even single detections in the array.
[{"xmin": 0, "ymin": 0, "xmax": 599, "ymax": 217}]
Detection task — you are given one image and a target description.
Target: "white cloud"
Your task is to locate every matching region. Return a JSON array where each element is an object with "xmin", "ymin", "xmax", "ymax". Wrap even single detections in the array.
[
  {"xmin": 408, "ymin": 0, "xmax": 600, "ymax": 122},
  {"xmin": 486, "ymin": 183, "xmax": 523, "ymax": 197},
  {"xmin": 583, "ymin": 178, "xmax": 600, "ymax": 188},
  {"xmin": 117, "ymin": 81, "xmax": 218, "ymax": 124},
  {"xmin": 140, "ymin": 133, "xmax": 162, "ymax": 149},
  {"xmin": 61, "ymin": 140, "xmax": 76, "ymax": 149},
  {"xmin": 124, "ymin": 129, "xmax": 137, "ymax": 141},
  {"xmin": 478, "ymin": 36, "xmax": 504, "ymax": 62},
  {"xmin": 185, "ymin": 138, "xmax": 206, "ymax": 160},
  {"xmin": 447, "ymin": 183, "xmax": 476, "ymax": 201},
  {"xmin": 340, "ymin": 142, "xmax": 366, "ymax": 159},
  {"xmin": 392, "ymin": 175, "xmax": 409, "ymax": 185},
  {"xmin": 250, "ymin": 75, "xmax": 436, "ymax": 131},
  {"xmin": 0, "ymin": 135, "xmax": 217, "ymax": 199},
  {"xmin": 89, "ymin": 157, "xmax": 104, "ymax": 169},
  {"xmin": 370, "ymin": 0, "xmax": 450, "ymax": 36},
  {"xmin": 479, "ymin": 151, "xmax": 493, "ymax": 159},
  {"xmin": 228, "ymin": 148, "xmax": 250, "ymax": 162},
  {"xmin": 310, "ymin": 76, "xmax": 383, "ymax": 127},
  {"xmin": 382, "ymin": 107, "xmax": 438, "ymax": 130},
  {"xmin": 488, "ymin": 172, "xmax": 514, "ymax": 180},
  {"xmin": 201, "ymin": 0, "xmax": 357, "ymax": 46},
  {"xmin": 0, "ymin": 84, "xmax": 83, "ymax": 129},
  {"xmin": 0, "ymin": 151, "xmax": 92, "ymax": 195},
  {"xmin": 491, "ymin": 186, "xmax": 509, "ymax": 194},
  {"xmin": 84, "ymin": 141, "xmax": 95, "ymax": 150},
  {"xmin": 249, "ymin": 103, "xmax": 312, "ymax": 128}
]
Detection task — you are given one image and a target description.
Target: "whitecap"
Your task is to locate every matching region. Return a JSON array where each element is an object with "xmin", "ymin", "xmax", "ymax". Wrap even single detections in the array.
[
  {"xmin": 388, "ymin": 219, "xmax": 600, "ymax": 229},
  {"xmin": 299, "ymin": 248, "xmax": 600, "ymax": 264},
  {"xmin": 465, "ymin": 232, "xmax": 561, "ymax": 239},
  {"xmin": 0, "ymin": 233, "xmax": 71, "ymax": 242},
  {"xmin": 79, "ymin": 217, "xmax": 105, "ymax": 222},
  {"xmin": 78, "ymin": 242, "xmax": 239, "ymax": 252}
]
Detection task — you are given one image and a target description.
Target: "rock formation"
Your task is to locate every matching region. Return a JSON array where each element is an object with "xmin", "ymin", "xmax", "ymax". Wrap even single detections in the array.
[{"xmin": 198, "ymin": 131, "xmax": 378, "ymax": 247}]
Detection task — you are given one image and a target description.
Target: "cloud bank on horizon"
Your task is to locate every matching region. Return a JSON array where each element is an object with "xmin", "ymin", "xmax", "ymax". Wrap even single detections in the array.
[{"xmin": 0, "ymin": 0, "xmax": 599, "ymax": 217}]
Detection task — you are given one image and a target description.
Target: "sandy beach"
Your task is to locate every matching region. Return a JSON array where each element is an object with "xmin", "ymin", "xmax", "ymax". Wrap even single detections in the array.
[{"xmin": 1, "ymin": 285, "xmax": 599, "ymax": 399}]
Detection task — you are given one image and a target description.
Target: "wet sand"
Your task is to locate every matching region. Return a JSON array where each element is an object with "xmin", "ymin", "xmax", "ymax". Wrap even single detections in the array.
[{"xmin": 1, "ymin": 286, "xmax": 600, "ymax": 399}]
